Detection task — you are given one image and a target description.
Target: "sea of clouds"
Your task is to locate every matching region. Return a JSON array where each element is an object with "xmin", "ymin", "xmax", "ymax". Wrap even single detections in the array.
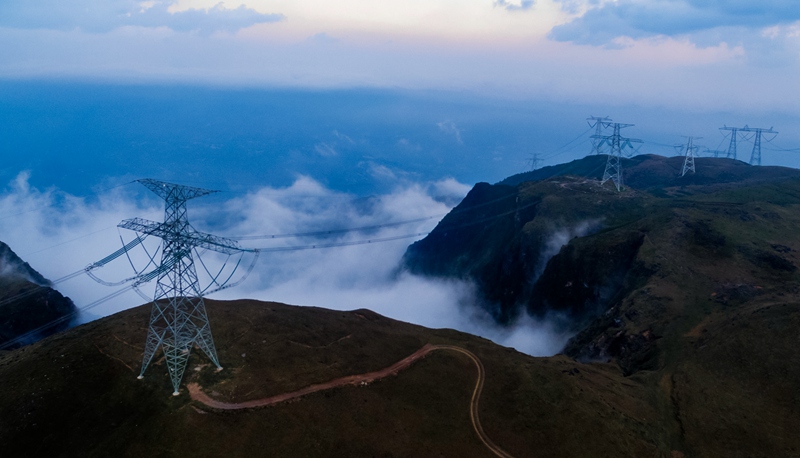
[{"xmin": 0, "ymin": 172, "xmax": 573, "ymax": 356}]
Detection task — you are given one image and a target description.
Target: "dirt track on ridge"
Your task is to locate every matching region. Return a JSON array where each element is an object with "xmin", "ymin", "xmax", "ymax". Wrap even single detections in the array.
[{"xmin": 188, "ymin": 344, "xmax": 514, "ymax": 458}]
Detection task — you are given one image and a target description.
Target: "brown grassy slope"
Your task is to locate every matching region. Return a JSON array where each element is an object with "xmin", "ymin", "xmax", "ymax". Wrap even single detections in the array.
[
  {"xmin": 0, "ymin": 300, "xmax": 662, "ymax": 458},
  {"xmin": 563, "ymin": 184, "xmax": 800, "ymax": 456},
  {"xmin": 406, "ymin": 163, "xmax": 800, "ymax": 456}
]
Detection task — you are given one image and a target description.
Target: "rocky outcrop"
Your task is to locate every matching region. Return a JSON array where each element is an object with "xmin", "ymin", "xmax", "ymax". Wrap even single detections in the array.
[{"xmin": 0, "ymin": 241, "xmax": 76, "ymax": 349}]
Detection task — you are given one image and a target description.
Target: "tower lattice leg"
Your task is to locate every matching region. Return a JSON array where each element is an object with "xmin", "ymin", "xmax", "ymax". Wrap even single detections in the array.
[
  {"xmin": 190, "ymin": 298, "xmax": 222, "ymax": 369},
  {"xmin": 138, "ymin": 302, "xmax": 167, "ymax": 379}
]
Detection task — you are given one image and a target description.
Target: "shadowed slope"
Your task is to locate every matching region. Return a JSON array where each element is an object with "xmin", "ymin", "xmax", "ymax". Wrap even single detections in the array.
[{"xmin": 0, "ymin": 241, "xmax": 76, "ymax": 348}]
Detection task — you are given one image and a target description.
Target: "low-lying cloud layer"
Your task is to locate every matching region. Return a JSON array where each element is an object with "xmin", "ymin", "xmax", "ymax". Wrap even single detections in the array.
[{"xmin": 0, "ymin": 173, "xmax": 573, "ymax": 356}]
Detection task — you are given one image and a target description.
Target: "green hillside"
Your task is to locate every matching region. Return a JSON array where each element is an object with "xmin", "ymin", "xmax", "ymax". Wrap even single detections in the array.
[{"xmin": 1, "ymin": 300, "xmax": 667, "ymax": 458}]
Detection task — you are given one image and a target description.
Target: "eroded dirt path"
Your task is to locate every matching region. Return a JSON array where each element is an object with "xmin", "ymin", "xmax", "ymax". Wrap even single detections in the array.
[
  {"xmin": 188, "ymin": 344, "xmax": 513, "ymax": 458},
  {"xmin": 435, "ymin": 345, "xmax": 515, "ymax": 458}
]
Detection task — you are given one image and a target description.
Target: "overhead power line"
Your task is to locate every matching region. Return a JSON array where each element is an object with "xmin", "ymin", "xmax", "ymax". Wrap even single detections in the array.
[
  {"xmin": 720, "ymin": 125, "xmax": 779, "ymax": 165},
  {"xmin": 740, "ymin": 126, "xmax": 778, "ymax": 166},
  {"xmin": 0, "ymin": 284, "xmax": 135, "ymax": 350},
  {"xmin": 720, "ymin": 126, "xmax": 740, "ymax": 160},
  {"xmin": 230, "ymin": 215, "xmax": 441, "ymax": 241}
]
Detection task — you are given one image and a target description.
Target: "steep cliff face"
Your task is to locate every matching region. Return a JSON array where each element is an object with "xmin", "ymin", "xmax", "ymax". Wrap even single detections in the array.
[
  {"xmin": 403, "ymin": 154, "xmax": 800, "ymax": 333},
  {"xmin": 403, "ymin": 167, "xmax": 654, "ymax": 324},
  {"xmin": 0, "ymin": 241, "xmax": 76, "ymax": 349}
]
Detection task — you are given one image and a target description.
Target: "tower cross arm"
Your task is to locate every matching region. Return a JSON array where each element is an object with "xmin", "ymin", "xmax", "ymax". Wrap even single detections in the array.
[
  {"xmin": 622, "ymin": 137, "xmax": 643, "ymax": 154},
  {"xmin": 591, "ymin": 135, "xmax": 642, "ymax": 143},
  {"xmin": 587, "ymin": 115, "xmax": 612, "ymax": 126},
  {"xmin": 739, "ymin": 126, "xmax": 778, "ymax": 134},
  {"xmin": 137, "ymin": 179, "xmax": 218, "ymax": 202},
  {"xmin": 591, "ymin": 134, "xmax": 610, "ymax": 146},
  {"xmin": 600, "ymin": 122, "xmax": 635, "ymax": 130},
  {"xmin": 118, "ymin": 217, "xmax": 249, "ymax": 255}
]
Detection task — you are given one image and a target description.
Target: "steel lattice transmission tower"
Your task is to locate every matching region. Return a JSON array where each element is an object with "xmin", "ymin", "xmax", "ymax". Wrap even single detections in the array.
[
  {"xmin": 679, "ymin": 136, "xmax": 702, "ymax": 177},
  {"xmin": 740, "ymin": 126, "xmax": 778, "ymax": 166},
  {"xmin": 720, "ymin": 125, "xmax": 740, "ymax": 160},
  {"xmin": 594, "ymin": 122, "xmax": 642, "ymax": 192},
  {"xmin": 527, "ymin": 153, "xmax": 540, "ymax": 171},
  {"xmin": 587, "ymin": 116, "xmax": 612, "ymax": 155},
  {"xmin": 120, "ymin": 179, "xmax": 249, "ymax": 395}
]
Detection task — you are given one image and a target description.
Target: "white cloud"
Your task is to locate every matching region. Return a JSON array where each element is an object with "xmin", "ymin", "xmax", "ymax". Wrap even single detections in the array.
[
  {"xmin": 314, "ymin": 142, "xmax": 338, "ymax": 157},
  {"xmin": 332, "ymin": 130, "xmax": 354, "ymax": 144},
  {"xmin": 427, "ymin": 178, "xmax": 473, "ymax": 203},
  {"xmin": 551, "ymin": 0, "xmax": 800, "ymax": 48},
  {"xmin": 494, "ymin": 0, "xmax": 535, "ymax": 12},
  {"xmin": 437, "ymin": 120, "xmax": 463, "ymax": 144},
  {"xmin": 308, "ymin": 32, "xmax": 338, "ymax": 44},
  {"xmin": 0, "ymin": 173, "xmax": 164, "ymax": 319},
  {"xmin": 0, "ymin": 0, "xmax": 283, "ymax": 34},
  {"xmin": 0, "ymin": 172, "xmax": 571, "ymax": 356},
  {"xmin": 363, "ymin": 162, "xmax": 400, "ymax": 182}
]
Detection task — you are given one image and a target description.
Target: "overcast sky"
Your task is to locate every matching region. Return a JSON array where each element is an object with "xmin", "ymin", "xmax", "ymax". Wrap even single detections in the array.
[{"xmin": 1, "ymin": 0, "xmax": 798, "ymax": 114}]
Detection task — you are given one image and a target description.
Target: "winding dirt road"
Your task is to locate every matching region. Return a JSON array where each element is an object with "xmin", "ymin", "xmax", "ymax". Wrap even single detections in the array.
[{"xmin": 188, "ymin": 344, "xmax": 513, "ymax": 458}]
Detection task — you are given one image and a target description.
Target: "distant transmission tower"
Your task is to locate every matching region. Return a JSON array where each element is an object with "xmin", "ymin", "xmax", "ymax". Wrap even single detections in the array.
[
  {"xmin": 720, "ymin": 125, "xmax": 740, "ymax": 160},
  {"xmin": 679, "ymin": 136, "xmax": 702, "ymax": 176},
  {"xmin": 587, "ymin": 116, "xmax": 612, "ymax": 155},
  {"xmin": 527, "ymin": 153, "xmax": 540, "ymax": 171},
  {"xmin": 116, "ymin": 179, "xmax": 256, "ymax": 395},
  {"xmin": 740, "ymin": 126, "xmax": 778, "ymax": 166},
  {"xmin": 594, "ymin": 122, "xmax": 642, "ymax": 192}
]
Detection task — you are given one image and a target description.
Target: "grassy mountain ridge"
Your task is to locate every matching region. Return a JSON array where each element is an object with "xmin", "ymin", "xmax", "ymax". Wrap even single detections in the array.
[
  {"xmin": 0, "ymin": 299, "xmax": 667, "ymax": 457},
  {"xmin": 500, "ymin": 154, "xmax": 800, "ymax": 191}
]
